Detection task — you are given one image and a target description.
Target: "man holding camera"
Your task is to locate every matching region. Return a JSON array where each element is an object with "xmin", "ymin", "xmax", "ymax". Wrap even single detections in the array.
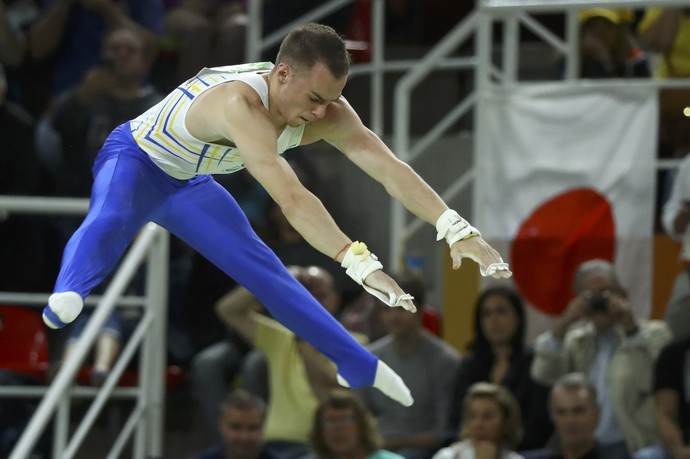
[{"xmin": 530, "ymin": 259, "xmax": 672, "ymax": 457}]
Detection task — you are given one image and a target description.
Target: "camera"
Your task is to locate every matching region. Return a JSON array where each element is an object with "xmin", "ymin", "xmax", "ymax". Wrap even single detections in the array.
[{"xmin": 586, "ymin": 293, "xmax": 608, "ymax": 312}]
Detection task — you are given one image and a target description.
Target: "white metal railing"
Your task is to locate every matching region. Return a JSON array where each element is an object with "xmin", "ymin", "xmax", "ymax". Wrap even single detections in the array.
[
  {"xmin": 0, "ymin": 196, "xmax": 169, "ymax": 459},
  {"xmin": 389, "ymin": 0, "xmax": 690, "ymax": 268},
  {"xmin": 482, "ymin": 0, "xmax": 690, "ymax": 10},
  {"xmin": 389, "ymin": 11, "xmax": 481, "ymax": 267}
]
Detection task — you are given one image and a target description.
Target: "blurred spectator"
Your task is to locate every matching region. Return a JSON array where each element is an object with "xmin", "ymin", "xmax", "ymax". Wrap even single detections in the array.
[
  {"xmin": 638, "ymin": 9, "xmax": 690, "ymax": 79},
  {"xmin": 28, "ymin": 0, "xmax": 162, "ymax": 98},
  {"xmin": 0, "ymin": 0, "xmax": 26, "ymax": 66},
  {"xmin": 206, "ymin": 265, "xmax": 362, "ymax": 459},
  {"xmin": 191, "ymin": 388, "xmax": 284, "ymax": 459},
  {"xmin": 161, "ymin": 0, "xmax": 355, "ymax": 87},
  {"xmin": 434, "ymin": 382, "xmax": 524, "ymax": 459},
  {"xmin": 448, "ymin": 286, "xmax": 553, "ymax": 451},
  {"xmin": 638, "ymin": 8, "xmax": 690, "ymax": 156},
  {"xmin": 260, "ymin": 0, "xmax": 354, "ymax": 60},
  {"xmin": 36, "ymin": 25, "xmax": 162, "ymax": 198},
  {"xmin": 531, "ymin": 259, "xmax": 672, "ymax": 456},
  {"xmin": 161, "ymin": 0, "xmax": 359, "ymax": 83},
  {"xmin": 566, "ymin": 8, "xmax": 650, "ymax": 79},
  {"xmin": 649, "ymin": 333, "xmax": 690, "ymax": 459},
  {"xmin": 60, "ymin": 309, "xmax": 131, "ymax": 385},
  {"xmin": 303, "ymin": 388, "xmax": 404, "ymax": 459},
  {"xmin": 339, "ymin": 292, "xmax": 389, "ymax": 344},
  {"xmin": 340, "ymin": 273, "xmax": 441, "ymax": 344},
  {"xmin": 357, "ymin": 273, "xmax": 461, "ymax": 459},
  {"xmin": 660, "ymin": 153, "xmax": 690, "ymax": 339},
  {"xmin": 521, "ymin": 373, "xmax": 631, "ymax": 459},
  {"xmin": 660, "ymin": 269, "xmax": 690, "ymax": 341},
  {"xmin": 0, "ymin": 0, "xmax": 33, "ymax": 110},
  {"xmin": 162, "ymin": 0, "xmax": 246, "ymax": 83},
  {"xmin": 1, "ymin": 0, "xmax": 46, "ymax": 117},
  {"xmin": 0, "ymin": 371, "xmax": 52, "ymax": 457},
  {"xmin": 385, "ymin": 0, "xmax": 423, "ymax": 45},
  {"xmin": 662, "ymin": 153, "xmax": 690, "ymax": 242},
  {"xmin": 0, "ymin": 63, "xmax": 53, "ymax": 292},
  {"xmin": 0, "ymin": 64, "xmax": 36, "ymax": 195}
]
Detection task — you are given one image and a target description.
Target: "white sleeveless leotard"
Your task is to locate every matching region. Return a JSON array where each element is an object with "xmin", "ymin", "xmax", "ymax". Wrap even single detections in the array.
[{"xmin": 130, "ymin": 62, "xmax": 305, "ymax": 180}]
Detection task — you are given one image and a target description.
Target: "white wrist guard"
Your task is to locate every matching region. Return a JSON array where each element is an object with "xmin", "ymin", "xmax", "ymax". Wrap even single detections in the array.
[
  {"xmin": 341, "ymin": 241, "xmax": 383, "ymax": 285},
  {"xmin": 341, "ymin": 242, "xmax": 416, "ymax": 309},
  {"xmin": 435, "ymin": 209, "xmax": 480, "ymax": 246}
]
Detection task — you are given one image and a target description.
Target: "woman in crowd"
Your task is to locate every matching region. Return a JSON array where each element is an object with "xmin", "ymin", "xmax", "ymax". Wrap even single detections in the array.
[
  {"xmin": 448, "ymin": 286, "xmax": 552, "ymax": 451},
  {"xmin": 304, "ymin": 389, "xmax": 404, "ymax": 459},
  {"xmin": 435, "ymin": 383, "xmax": 524, "ymax": 459}
]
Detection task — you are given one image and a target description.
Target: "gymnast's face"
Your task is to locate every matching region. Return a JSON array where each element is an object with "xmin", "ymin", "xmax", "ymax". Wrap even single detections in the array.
[{"xmin": 272, "ymin": 62, "xmax": 346, "ymax": 127}]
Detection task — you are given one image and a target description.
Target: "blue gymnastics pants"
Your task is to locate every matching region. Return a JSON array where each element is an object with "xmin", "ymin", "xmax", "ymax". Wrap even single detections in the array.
[{"xmin": 53, "ymin": 123, "xmax": 377, "ymax": 388}]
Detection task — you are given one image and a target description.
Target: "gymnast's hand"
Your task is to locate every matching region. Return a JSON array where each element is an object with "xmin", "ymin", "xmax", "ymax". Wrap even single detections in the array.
[
  {"xmin": 450, "ymin": 236, "xmax": 512, "ymax": 279},
  {"xmin": 436, "ymin": 209, "xmax": 511, "ymax": 279},
  {"xmin": 363, "ymin": 270, "xmax": 416, "ymax": 313},
  {"xmin": 340, "ymin": 241, "xmax": 416, "ymax": 312}
]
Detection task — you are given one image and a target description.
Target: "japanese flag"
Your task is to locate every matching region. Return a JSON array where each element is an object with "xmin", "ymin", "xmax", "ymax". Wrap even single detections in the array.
[{"xmin": 475, "ymin": 83, "xmax": 658, "ymax": 339}]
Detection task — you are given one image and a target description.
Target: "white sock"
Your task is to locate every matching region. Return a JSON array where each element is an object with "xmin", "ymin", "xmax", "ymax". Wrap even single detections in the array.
[
  {"xmin": 336, "ymin": 373, "xmax": 351, "ymax": 388},
  {"xmin": 373, "ymin": 360, "xmax": 414, "ymax": 407},
  {"xmin": 44, "ymin": 291, "xmax": 83, "ymax": 329}
]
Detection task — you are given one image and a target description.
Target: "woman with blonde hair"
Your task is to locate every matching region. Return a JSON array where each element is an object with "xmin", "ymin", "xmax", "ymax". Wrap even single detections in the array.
[
  {"xmin": 434, "ymin": 383, "xmax": 524, "ymax": 459},
  {"xmin": 306, "ymin": 388, "xmax": 403, "ymax": 459}
]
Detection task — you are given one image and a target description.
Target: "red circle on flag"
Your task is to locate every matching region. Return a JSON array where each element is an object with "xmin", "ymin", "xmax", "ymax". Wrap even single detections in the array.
[{"xmin": 510, "ymin": 188, "xmax": 615, "ymax": 316}]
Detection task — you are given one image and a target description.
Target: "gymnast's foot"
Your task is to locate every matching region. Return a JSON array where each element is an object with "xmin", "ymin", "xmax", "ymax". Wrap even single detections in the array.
[
  {"xmin": 372, "ymin": 360, "xmax": 413, "ymax": 406},
  {"xmin": 337, "ymin": 360, "xmax": 413, "ymax": 407},
  {"xmin": 42, "ymin": 291, "xmax": 84, "ymax": 329}
]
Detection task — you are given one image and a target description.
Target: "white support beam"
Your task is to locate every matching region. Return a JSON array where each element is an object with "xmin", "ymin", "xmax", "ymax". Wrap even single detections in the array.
[{"xmin": 482, "ymin": 0, "xmax": 690, "ymax": 11}]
